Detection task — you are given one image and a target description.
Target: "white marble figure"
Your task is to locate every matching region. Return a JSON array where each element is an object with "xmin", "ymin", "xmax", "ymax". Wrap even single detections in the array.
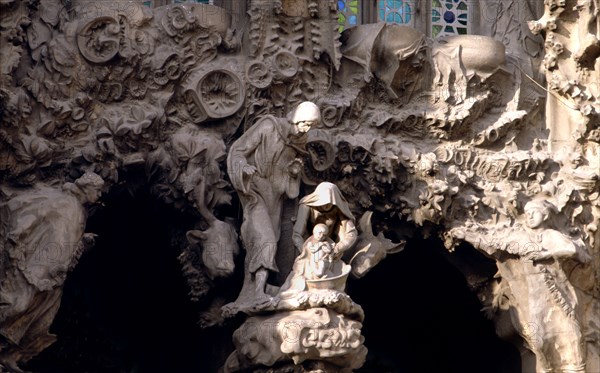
[
  {"xmin": 508, "ymin": 200, "xmax": 590, "ymax": 373},
  {"xmin": 449, "ymin": 199, "xmax": 592, "ymax": 373},
  {"xmin": 225, "ymin": 101, "xmax": 321, "ymax": 312},
  {"xmin": 304, "ymin": 223, "xmax": 336, "ymax": 280},
  {"xmin": 282, "ymin": 182, "xmax": 357, "ymax": 293}
]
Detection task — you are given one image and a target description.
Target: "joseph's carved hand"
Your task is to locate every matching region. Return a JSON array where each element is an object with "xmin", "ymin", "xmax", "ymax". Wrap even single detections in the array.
[
  {"xmin": 287, "ymin": 158, "xmax": 303, "ymax": 176},
  {"xmin": 242, "ymin": 164, "xmax": 257, "ymax": 176}
]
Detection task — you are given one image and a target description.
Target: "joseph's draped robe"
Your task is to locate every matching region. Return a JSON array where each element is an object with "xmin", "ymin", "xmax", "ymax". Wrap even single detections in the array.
[{"xmin": 227, "ymin": 115, "xmax": 306, "ymax": 274}]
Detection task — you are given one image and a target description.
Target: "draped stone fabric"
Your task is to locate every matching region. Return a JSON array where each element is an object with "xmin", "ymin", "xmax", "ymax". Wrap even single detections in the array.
[
  {"xmin": 227, "ymin": 115, "xmax": 307, "ymax": 274},
  {"xmin": 0, "ymin": 185, "xmax": 86, "ymax": 356}
]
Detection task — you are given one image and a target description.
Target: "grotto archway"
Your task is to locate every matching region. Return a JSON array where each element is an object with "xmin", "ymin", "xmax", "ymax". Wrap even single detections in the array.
[
  {"xmin": 1, "ymin": 0, "xmax": 598, "ymax": 372},
  {"xmin": 349, "ymin": 236, "xmax": 521, "ymax": 373},
  {"xmin": 24, "ymin": 181, "xmax": 239, "ymax": 373},
  {"xmin": 25, "ymin": 223, "xmax": 524, "ymax": 373}
]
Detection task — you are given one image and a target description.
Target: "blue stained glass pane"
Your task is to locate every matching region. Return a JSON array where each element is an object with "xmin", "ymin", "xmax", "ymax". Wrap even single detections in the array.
[
  {"xmin": 445, "ymin": 25, "xmax": 454, "ymax": 33},
  {"xmin": 458, "ymin": 13, "xmax": 467, "ymax": 25},
  {"xmin": 378, "ymin": 0, "xmax": 413, "ymax": 24},
  {"xmin": 349, "ymin": 15, "xmax": 357, "ymax": 24},
  {"xmin": 445, "ymin": 3, "xmax": 453, "ymax": 10},
  {"xmin": 386, "ymin": 12, "xmax": 400, "ymax": 23},
  {"xmin": 444, "ymin": 11, "xmax": 455, "ymax": 23},
  {"xmin": 338, "ymin": 0, "xmax": 345, "ymax": 11},
  {"xmin": 432, "ymin": 9, "xmax": 440, "ymax": 21}
]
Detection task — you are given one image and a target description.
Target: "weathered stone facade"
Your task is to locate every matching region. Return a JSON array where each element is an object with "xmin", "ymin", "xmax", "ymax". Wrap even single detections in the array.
[{"xmin": 0, "ymin": 0, "xmax": 598, "ymax": 372}]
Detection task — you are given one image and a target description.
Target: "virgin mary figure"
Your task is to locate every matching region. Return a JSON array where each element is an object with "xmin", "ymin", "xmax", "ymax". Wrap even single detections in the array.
[{"xmin": 283, "ymin": 182, "xmax": 357, "ymax": 292}]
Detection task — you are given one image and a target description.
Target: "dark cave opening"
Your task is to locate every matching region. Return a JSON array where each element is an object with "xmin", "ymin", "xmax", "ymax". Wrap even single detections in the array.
[
  {"xmin": 26, "ymin": 184, "xmax": 237, "ymax": 373},
  {"xmin": 24, "ymin": 182, "xmax": 521, "ymax": 373},
  {"xmin": 349, "ymin": 236, "xmax": 522, "ymax": 373}
]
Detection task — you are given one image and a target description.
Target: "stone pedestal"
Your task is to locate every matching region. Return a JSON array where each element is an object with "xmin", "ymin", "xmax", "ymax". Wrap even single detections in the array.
[{"xmin": 223, "ymin": 293, "xmax": 367, "ymax": 373}]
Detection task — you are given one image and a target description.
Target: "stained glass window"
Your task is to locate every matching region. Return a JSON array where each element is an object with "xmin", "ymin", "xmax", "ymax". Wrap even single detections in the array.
[
  {"xmin": 377, "ymin": 0, "xmax": 413, "ymax": 25},
  {"xmin": 338, "ymin": 0, "xmax": 359, "ymax": 32},
  {"xmin": 432, "ymin": 0, "xmax": 469, "ymax": 37},
  {"xmin": 142, "ymin": 0, "xmax": 154, "ymax": 7},
  {"xmin": 172, "ymin": 0, "xmax": 213, "ymax": 4}
]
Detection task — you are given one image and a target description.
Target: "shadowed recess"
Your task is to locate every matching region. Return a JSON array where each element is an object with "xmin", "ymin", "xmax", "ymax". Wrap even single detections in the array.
[
  {"xmin": 349, "ymin": 236, "xmax": 521, "ymax": 373},
  {"xmin": 26, "ymin": 187, "xmax": 235, "ymax": 373}
]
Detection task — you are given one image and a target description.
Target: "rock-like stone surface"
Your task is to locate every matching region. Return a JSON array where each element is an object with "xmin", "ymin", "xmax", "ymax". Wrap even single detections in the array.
[
  {"xmin": 0, "ymin": 0, "xmax": 597, "ymax": 372},
  {"xmin": 224, "ymin": 308, "xmax": 366, "ymax": 373}
]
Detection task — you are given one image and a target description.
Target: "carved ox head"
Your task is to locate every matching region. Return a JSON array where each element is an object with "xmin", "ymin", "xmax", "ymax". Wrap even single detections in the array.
[
  {"xmin": 186, "ymin": 219, "xmax": 239, "ymax": 280},
  {"xmin": 345, "ymin": 211, "xmax": 405, "ymax": 278}
]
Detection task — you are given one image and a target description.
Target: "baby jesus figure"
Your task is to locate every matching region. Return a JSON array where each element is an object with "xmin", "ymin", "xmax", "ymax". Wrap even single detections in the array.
[{"xmin": 304, "ymin": 223, "xmax": 337, "ymax": 279}]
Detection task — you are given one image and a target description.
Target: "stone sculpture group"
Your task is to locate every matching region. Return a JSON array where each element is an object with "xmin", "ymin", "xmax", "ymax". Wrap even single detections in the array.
[{"xmin": 0, "ymin": 0, "xmax": 598, "ymax": 372}]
